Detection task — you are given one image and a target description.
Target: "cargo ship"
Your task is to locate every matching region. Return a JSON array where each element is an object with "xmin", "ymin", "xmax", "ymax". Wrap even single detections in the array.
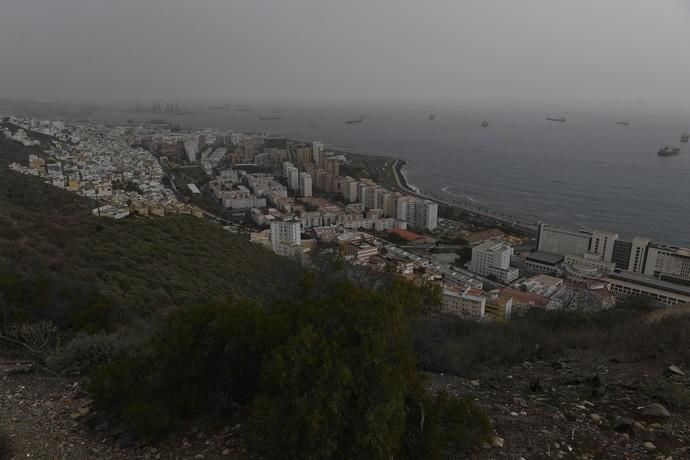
[
  {"xmin": 345, "ymin": 115, "xmax": 366, "ymax": 124},
  {"xmin": 681, "ymin": 132, "xmax": 689, "ymax": 143},
  {"xmin": 546, "ymin": 116, "xmax": 566, "ymax": 123},
  {"xmin": 658, "ymin": 146, "xmax": 680, "ymax": 157}
]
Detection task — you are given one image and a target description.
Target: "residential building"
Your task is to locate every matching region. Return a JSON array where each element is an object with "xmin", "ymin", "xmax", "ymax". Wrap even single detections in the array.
[
  {"xmin": 343, "ymin": 241, "xmax": 379, "ymax": 262},
  {"xmin": 270, "ymin": 218, "xmax": 302, "ymax": 255},
  {"xmin": 643, "ymin": 244, "xmax": 690, "ymax": 283},
  {"xmin": 396, "ymin": 197, "xmax": 438, "ymax": 231},
  {"xmin": 590, "ymin": 230, "xmax": 618, "ymax": 262},
  {"xmin": 287, "ymin": 166, "xmax": 300, "ymax": 191},
  {"xmin": 536, "ymin": 223, "xmax": 592, "ymax": 257},
  {"xmin": 470, "ymin": 240, "xmax": 519, "ymax": 284},
  {"xmin": 442, "ymin": 288, "xmax": 486, "ymax": 320},
  {"xmin": 299, "ymin": 172, "xmax": 312, "ymax": 198}
]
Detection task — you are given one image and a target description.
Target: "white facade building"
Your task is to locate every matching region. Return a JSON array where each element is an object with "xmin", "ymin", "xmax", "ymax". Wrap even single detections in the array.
[
  {"xmin": 270, "ymin": 218, "xmax": 302, "ymax": 255},
  {"xmin": 537, "ymin": 223, "xmax": 592, "ymax": 257},
  {"xmin": 396, "ymin": 197, "xmax": 438, "ymax": 231},
  {"xmin": 470, "ymin": 240, "xmax": 519, "ymax": 284},
  {"xmin": 299, "ymin": 172, "xmax": 312, "ymax": 198}
]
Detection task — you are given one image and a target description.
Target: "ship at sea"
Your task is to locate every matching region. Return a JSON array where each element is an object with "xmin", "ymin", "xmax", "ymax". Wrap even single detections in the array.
[
  {"xmin": 258, "ymin": 115, "xmax": 281, "ymax": 121},
  {"xmin": 616, "ymin": 121, "xmax": 630, "ymax": 126},
  {"xmin": 429, "ymin": 113, "xmax": 436, "ymax": 120},
  {"xmin": 546, "ymin": 116, "xmax": 566, "ymax": 123},
  {"xmin": 481, "ymin": 120, "xmax": 489, "ymax": 127},
  {"xmin": 681, "ymin": 132, "xmax": 689, "ymax": 143},
  {"xmin": 345, "ymin": 114, "xmax": 366, "ymax": 124},
  {"xmin": 658, "ymin": 146, "xmax": 681, "ymax": 157}
]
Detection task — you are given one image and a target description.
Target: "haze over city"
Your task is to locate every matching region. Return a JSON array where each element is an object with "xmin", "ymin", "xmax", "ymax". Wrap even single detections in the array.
[{"xmin": 1, "ymin": 0, "xmax": 690, "ymax": 114}]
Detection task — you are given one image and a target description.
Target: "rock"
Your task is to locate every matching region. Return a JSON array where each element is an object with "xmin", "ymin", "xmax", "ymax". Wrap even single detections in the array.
[
  {"xmin": 613, "ymin": 416, "xmax": 634, "ymax": 432},
  {"xmin": 668, "ymin": 365, "xmax": 685, "ymax": 376},
  {"xmin": 510, "ymin": 411, "xmax": 519, "ymax": 417},
  {"xmin": 514, "ymin": 397, "xmax": 528, "ymax": 408},
  {"xmin": 641, "ymin": 403, "xmax": 671, "ymax": 419},
  {"xmin": 470, "ymin": 380, "xmax": 480, "ymax": 387},
  {"xmin": 590, "ymin": 414, "xmax": 601, "ymax": 423},
  {"xmin": 222, "ymin": 449, "xmax": 230, "ymax": 456},
  {"xmin": 491, "ymin": 436, "xmax": 504, "ymax": 448},
  {"xmin": 643, "ymin": 441, "xmax": 656, "ymax": 451}
]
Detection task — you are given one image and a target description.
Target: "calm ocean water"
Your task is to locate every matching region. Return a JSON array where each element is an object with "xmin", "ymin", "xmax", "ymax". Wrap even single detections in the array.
[{"xmin": 89, "ymin": 105, "xmax": 690, "ymax": 246}]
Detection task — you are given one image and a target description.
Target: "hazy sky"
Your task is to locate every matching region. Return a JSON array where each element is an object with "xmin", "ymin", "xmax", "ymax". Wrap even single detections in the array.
[{"xmin": 1, "ymin": 0, "xmax": 690, "ymax": 113}]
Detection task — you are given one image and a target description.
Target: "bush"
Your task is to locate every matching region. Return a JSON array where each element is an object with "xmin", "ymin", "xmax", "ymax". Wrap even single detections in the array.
[
  {"xmin": 0, "ymin": 425, "xmax": 11, "ymax": 460},
  {"xmin": 403, "ymin": 392, "xmax": 492, "ymax": 459},
  {"xmin": 47, "ymin": 330, "xmax": 141, "ymax": 374},
  {"xmin": 88, "ymin": 300, "xmax": 266, "ymax": 439},
  {"xmin": 88, "ymin": 281, "xmax": 492, "ymax": 456}
]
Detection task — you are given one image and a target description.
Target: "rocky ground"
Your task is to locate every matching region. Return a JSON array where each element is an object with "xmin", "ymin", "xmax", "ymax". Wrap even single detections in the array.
[
  {"xmin": 428, "ymin": 350, "xmax": 690, "ymax": 459},
  {"xmin": 0, "ymin": 361, "xmax": 246, "ymax": 459},
  {"xmin": 2, "ymin": 354, "xmax": 689, "ymax": 459}
]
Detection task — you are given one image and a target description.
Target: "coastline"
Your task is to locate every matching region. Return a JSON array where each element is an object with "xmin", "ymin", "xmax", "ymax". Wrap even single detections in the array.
[{"xmin": 325, "ymin": 141, "xmax": 536, "ymax": 236}]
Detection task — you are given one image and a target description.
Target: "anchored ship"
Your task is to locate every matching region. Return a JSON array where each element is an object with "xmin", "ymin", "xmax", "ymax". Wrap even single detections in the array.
[
  {"xmin": 658, "ymin": 146, "xmax": 681, "ymax": 157},
  {"xmin": 345, "ymin": 114, "xmax": 366, "ymax": 124}
]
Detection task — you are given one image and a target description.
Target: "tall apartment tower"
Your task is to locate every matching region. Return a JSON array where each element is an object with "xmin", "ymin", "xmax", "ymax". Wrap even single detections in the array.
[{"xmin": 299, "ymin": 172, "xmax": 313, "ymax": 198}]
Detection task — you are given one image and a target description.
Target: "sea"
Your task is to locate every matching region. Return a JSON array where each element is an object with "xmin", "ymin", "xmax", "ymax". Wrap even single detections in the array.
[{"xmin": 87, "ymin": 105, "xmax": 690, "ymax": 246}]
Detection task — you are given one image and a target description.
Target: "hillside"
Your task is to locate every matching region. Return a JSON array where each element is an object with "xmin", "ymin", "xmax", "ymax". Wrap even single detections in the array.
[{"xmin": 0, "ymin": 135, "xmax": 303, "ymax": 330}]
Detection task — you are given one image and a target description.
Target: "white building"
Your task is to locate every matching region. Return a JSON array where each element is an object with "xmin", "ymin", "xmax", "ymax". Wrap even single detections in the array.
[
  {"xmin": 270, "ymin": 218, "xmax": 302, "ymax": 256},
  {"xmin": 312, "ymin": 141, "xmax": 324, "ymax": 165},
  {"xmin": 590, "ymin": 230, "xmax": 619, "ymax": 262},
  {"xmin": 442, "ymin": 288, "xmax": 486, "ymax": 320},
  {"xmin": 287, "ymin": 166, "xmax": 300, "ymax": 191},
  {"xmin": 628, "ymin": 237, "xmax": 651, "ymax": 273},
  {"xmin": 644, "ymin": 244, "xmax": 690, "ymax": 283},
  {"xmin": 299, "ymin": 172, "xmax": 312, "ymax": 198},
  {"xmin": 537, "ymin": 223, "xmax": 592, "ymax": 257},
  {"xmin": 470, "ymin": 240, "xmax": 519, "ymax": 284},
  {"xmin": 396, "ymin": 197, "xmax": 438, "ymax": 231}
]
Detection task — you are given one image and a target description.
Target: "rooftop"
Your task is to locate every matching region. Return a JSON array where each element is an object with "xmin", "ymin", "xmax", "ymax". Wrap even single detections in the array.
[{"xmin": 526, "ymin": 251, "xmax": 565, "ymax": 266}]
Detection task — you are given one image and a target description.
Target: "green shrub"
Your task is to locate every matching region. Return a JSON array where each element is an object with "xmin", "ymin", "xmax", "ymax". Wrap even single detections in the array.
[
  {"xmin": 403, "ymin": 392, "xmax": 492, "ymax": 459},
  {"xmin": 88, "ymin": 281, "xmax": 493, "ymax": 456},
  {"xmin": 88, "ymin": 300, "xmax": 266, "ymax": 439},
  {"xmin": 47, "ymin": 330, "xmax": 139, "ymax": 374}
]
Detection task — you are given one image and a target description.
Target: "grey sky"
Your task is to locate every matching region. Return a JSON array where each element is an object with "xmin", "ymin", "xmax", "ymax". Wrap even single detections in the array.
[{"xmin": 1, "ymin": 0, "xmax": 689, "ymax": 113}]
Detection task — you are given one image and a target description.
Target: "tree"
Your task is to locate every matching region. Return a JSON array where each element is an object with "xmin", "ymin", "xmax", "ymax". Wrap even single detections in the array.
[{"xmin": 250, "ymin": 282, "xmax": 416, "ymax": 459}]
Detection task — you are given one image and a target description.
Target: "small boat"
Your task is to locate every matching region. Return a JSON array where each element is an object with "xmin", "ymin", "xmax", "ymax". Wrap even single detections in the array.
[
  {"xmin": 546, "ymin": 116, "xmax": 566, "ymax": 123},
  {"xmin": 345, "ymin": 114, "xmax": 366, "ymax": 124},
  {"xmin": 681, "ymin": 132, "xmax": 689, "ymax": 143},
  {"xmin": 616, "ymin": 121, "xmax": 630, "ymax": 126},
  {"xmin": 658, "ymin": 146, "xmax": 680, "ymax": 157},
  {"xmin": 481, "ymin": 120, "xmax": 489, "ymax": 127}
]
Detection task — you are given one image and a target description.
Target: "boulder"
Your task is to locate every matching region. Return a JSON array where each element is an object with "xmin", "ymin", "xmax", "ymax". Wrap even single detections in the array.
[{"xmin": 641, "ymin": 403, "xmax": 671, "ymax": 419}]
